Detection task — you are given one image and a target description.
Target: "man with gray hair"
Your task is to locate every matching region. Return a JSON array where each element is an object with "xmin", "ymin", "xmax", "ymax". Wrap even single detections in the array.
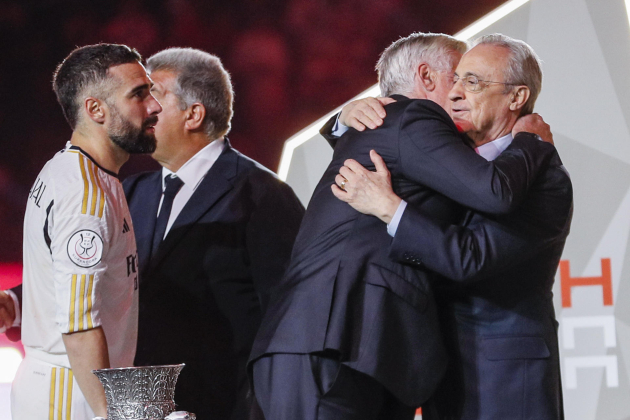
[
  {"xmin": 330, "ymin": 33, "xmax": 571, "ymax": 419},
  {"xmin": 249, "ymin": 32, "xmax": 560, "ymax": 420},
  {"xmin": 122, "ymin": 47, "xmax": 304, "ymax": 420}
]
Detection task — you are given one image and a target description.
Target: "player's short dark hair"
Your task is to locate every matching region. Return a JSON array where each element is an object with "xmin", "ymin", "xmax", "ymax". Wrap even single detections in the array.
[{"xmin": 52, "ymin": 44, "xmax": 142, "ymax": 129}]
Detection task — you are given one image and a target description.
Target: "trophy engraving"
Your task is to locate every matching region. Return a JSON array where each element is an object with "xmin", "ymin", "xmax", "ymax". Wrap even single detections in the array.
[{"xmin": 92, "ymin": 364, "xmax": 194, "ymax": 420}]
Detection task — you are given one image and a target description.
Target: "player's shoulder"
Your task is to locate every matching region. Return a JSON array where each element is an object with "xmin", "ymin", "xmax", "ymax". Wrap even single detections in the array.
[
  {"xmin": 44, "ymin": 147, "xmax": 91, "ymax": 186},
  {"xmin": 47, "ymin": 147, "xmax": 115, "ymax": 217}
]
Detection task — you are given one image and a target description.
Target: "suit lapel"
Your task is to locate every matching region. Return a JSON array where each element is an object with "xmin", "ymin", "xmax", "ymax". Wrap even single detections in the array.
[
  {"xmin": 150, "ymin": 142, "xmax": 239, "ymax": 269},
  {"xmin": 133, "ymin": 171, "xmax": 162, "ymax": 276}
]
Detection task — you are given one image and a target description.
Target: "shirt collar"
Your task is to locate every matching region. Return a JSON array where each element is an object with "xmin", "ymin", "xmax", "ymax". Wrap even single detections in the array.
[
  {"xmin": 161, "ymin": 138, "xmax": 225, "ymax": 190},
  {"xmin": 475, "ymin": 133, "xmax": 513, "ymax": 162},
  {"xmin": 66, "ymin": 141, "xmax": 118, "ymax": 177}
]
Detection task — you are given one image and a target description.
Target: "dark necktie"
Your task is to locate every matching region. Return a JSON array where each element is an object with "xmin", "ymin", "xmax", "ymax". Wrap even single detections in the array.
[{"xmin": 151, "ymin": 174, "xmax": 184, "ymax": 258}]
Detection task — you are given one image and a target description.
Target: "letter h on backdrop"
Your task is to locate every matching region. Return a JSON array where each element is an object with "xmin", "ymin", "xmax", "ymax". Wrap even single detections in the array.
[{"xmin": 560, "ymin": 258, "xmax": 618, "ymax": 389}]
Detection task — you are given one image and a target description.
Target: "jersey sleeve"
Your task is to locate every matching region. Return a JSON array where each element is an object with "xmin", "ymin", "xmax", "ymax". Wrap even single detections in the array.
[{"xmin": 49, "ymin": 172, "xmax": 112, "ymax": 334}]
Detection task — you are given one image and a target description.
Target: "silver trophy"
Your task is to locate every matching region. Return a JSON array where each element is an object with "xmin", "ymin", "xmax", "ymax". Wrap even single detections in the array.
[{"xmin": 92, "ymin": 364, "xmax": 194, "ymax": 420}]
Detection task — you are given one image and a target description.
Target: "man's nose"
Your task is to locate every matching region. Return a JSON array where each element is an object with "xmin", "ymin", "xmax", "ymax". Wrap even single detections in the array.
[
  {"xmin": 147, "ymin": 94, "xmax": 162, "ymax": 115},
  {"xmin": 449, "ymin": 80, "xmax": 464, "ymax": 102}
]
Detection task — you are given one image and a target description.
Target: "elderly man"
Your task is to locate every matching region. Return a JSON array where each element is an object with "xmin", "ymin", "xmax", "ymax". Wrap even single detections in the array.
[
  {"xmin": 331, "ymin": 34, "xmax": 571, "ymax": 420},
  {"xmin": 249, "ymin": 32, "xmax": 560, "ymax": 420},
  {"xmin": 123, "ymin": 48, "xmax": 304, "ymax": 420},
  {"xmin": 12, "ymin": 44, "xmax": 161, "ymax": 419}
]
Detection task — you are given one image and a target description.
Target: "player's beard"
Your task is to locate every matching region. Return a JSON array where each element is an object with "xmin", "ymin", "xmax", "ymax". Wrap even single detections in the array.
[{"xmin": 107, "ymin": 104, "xmax": 158, "ymax": 154}]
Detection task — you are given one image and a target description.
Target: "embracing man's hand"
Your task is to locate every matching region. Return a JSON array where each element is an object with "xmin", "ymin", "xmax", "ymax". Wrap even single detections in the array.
[
  {"xmin": 332, "ymin": 150, "xmax": 401, "ymax": 224},
  {"xmin": 512, "ymin": 113, "xmax": 553, "ymax": 145},
  {"xmin": 339, "ymin": 97, "xmax": 395, "ymax": 131}
]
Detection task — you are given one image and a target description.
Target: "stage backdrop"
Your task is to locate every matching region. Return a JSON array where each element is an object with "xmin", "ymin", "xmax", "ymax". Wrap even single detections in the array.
[{"xmin": 278, "ymin": 0, "xmax": 630, "ymax": 418}]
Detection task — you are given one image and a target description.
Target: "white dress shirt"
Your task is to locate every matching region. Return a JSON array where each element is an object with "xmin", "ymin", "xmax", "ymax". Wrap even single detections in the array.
[
  {"xmin": 158, "ymin": 138, "xmax": 225, "ymax": 238},
  {"xmin": 331, "ymin": 115, "xmax": 350, "ymax": 137},
  {"xmin": 387, "ymin": 133, "xmax": 514, "ymax": 236}
]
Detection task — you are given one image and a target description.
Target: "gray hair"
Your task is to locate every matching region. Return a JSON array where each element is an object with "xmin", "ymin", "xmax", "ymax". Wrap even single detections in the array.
[
  {"xmin": 147, "ymin": 48, "xmax": 233, "ymax": 139},
  {"xmin": 471, "ymin": 34, "xmax": 543, "ymax": 115},
  {"xmin": 376, "ymin": 32, "xmax": 468, "ymax": 97}
]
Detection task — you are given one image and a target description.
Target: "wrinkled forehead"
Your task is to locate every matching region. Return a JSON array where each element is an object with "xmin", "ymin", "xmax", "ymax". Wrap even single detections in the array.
[
  {"xmin": 456, "ymin": 44, "xmax": 510, "ymax": 81},
  {"xmin": 147, "ymin": 69, "xmax": 178, "ymax": 93}
]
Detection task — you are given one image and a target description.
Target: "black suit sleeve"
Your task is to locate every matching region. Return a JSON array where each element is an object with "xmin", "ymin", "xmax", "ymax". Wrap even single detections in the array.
[
  {"xmin": 398, "ymin": 101, "xmax": 558, "ymax": 214},
  {"xmin": 390, "ymin": 206, "xmax": 544, "ymax": 281},
  {"xmin": 10, "ymin": 285, "xmax": 21, "ymax": 307},
  {"xmin": 320, "ymin": 113, "xmax": 342, "ymax": 149},
  {"xmin": 390, "ymin": 165, "xmax": 573, "ymax": 281},
  {"xmin": 246, "ymin": 179, "xmax": 305, "ymax": 313}
]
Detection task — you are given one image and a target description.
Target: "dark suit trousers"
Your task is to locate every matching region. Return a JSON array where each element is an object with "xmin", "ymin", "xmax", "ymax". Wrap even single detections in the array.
[{"xmin": 252, "ymin": 353, "xmax": 416, "ymax": 420}]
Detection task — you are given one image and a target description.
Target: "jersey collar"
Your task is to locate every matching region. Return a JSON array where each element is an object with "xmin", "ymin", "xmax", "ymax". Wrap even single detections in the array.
[{"xmin": 66, "ymin": 143, "xmax": 118, "ymax": 178}]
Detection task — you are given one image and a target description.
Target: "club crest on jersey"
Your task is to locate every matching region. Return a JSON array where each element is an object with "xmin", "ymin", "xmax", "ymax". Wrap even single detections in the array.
[{"xmin": 67, "ymin": 230, "xmax": 103, "ymax": 268}]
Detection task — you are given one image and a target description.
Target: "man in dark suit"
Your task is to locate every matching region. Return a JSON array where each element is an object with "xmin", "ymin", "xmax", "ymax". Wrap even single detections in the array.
[
  {"xmin": 330, "ymin": 34, "xmax": 571, "ymax": 419},
  {"xmin": 0, "ymin": 48, "xmax": 304, "ymax": 419},
  {"xmin": 122, "ymin": 48, "xmax": 304, "ymax": 419},
  {"xmin": 249, "ymin": 33, "xmax": 560, "ymax": 420}
]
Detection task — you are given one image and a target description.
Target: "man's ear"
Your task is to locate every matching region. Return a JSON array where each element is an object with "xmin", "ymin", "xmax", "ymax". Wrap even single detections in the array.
[
  {"xmin": 416, "ymin": 63, "xmax": 436, "ymax": 92},
  {"xmin": 509, "ymin": 86, "xmax": 530, "ymax": 112},
  {"xmin": 184, "ymin": 103, "xmax": 206, "ymax": 131},
  {"xmin": 85, "ymin": 97, "xmax": 106, "ymax": 124}
]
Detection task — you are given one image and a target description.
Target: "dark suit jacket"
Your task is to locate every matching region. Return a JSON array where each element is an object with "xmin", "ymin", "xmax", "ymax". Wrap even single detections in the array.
[
  {"xmin": 9, "ymin": 285, "xmax": 21, "ymax": 305},
  {"xmin": 123, "ymin": 140, "xmax": 304, "ymax": 420},
  {"xmin": 249, "ymin": 96, "xmax": 560, "ymax": 407},
  {"xmin": 390, "ymin": 153, "xmax": 572, "ymax": 419}
]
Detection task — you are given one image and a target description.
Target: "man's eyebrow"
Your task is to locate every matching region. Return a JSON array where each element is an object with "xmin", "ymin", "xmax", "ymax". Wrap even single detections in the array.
[{"xmin": 128, "ymin": 82, "xmax": 152, "ymax": 96}]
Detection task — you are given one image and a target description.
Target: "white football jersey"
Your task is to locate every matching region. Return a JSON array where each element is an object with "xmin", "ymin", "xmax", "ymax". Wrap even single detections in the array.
[{"xmin": 21, "ymin": 142, "xmax": 138, "ymax": 368}]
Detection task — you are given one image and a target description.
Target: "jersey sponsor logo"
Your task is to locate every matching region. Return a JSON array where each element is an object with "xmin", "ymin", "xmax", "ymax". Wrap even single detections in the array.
[
  {"xmin": 67, "ymin": 230, "xmax": 103, "ymax": 268},
  {"xmin": 126, "ymin": 252, "xmax": 139, "ymax": 290},
  {"xmin": 122, "ymin": 218, "xmax": 130, "ymax": 234},
  {"xmin": 126, "ymin": 253, "xmax": 137, "ymax": 276}
]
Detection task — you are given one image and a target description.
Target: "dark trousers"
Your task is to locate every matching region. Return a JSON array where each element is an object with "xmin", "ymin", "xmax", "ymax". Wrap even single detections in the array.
[{"xmin": 252, "ymin": 353, "xmax": 416, "ymax": 420}]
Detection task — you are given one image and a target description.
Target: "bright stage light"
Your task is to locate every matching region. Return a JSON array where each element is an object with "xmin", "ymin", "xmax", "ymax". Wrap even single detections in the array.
[
  {"xmin": 276, "ymin": 0, "xmax": 532, "ymax": 182},
  {"xmin": 626, "ymin": 0, "xmax": 630, "ymax": 30},
  {"xmin": 277, "ymin": 85, "xmax": 381, "ymax": 181},
  {"xmin": 455, "ymin": 0, "xmax": 532, "ymax": 41},
  {"xmin": 0, "ymin": 347, "xmax": 22, "ymax": 383}
]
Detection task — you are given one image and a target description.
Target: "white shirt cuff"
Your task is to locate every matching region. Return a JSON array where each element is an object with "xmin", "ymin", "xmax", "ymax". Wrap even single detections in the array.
[
  {"xmin": 331, "ymin": 114, "xmax": 350, "ymax": 137},
  {"xmin": 387, "ymin": 200, "xmax": 407, "ymax": 237}
]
